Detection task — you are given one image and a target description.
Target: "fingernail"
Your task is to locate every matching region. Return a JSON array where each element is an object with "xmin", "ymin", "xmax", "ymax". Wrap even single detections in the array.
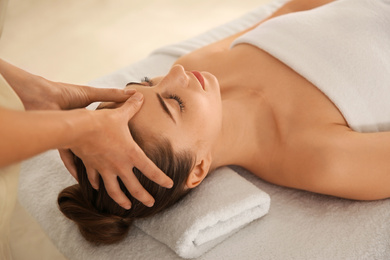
[
  {"xmin": 131, "ymin": 92, "xmax": 143, "ymax": 101},
  {"xmin": 146, "ymin": 201, "xmax": 155, "ymax": 208},
  {"xmin": 166, "ymin": 182, "xmax": 174, "ymax": 189},
  {"xmin": 124, "ymin": 204, "xmax": 131, "ymax": 210},
  {"xmin": 124, "ymin": 89, "xmax": 136, "ymax": 95}
]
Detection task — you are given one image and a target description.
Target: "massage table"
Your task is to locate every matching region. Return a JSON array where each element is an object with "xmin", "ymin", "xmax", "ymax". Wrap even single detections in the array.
[{"xmin": 17, "ymin": 0, "xmax": 390, "ymax": 259}]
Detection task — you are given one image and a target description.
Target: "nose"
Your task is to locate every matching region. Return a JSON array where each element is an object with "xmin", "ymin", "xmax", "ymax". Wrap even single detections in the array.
[{"xmin": 166, "ymin": 64, "xmax": 189, "ymax": 88}]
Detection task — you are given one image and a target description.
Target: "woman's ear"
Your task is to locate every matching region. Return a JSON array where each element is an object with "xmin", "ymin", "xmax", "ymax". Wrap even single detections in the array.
[{"xmin": 186, "ymin": 154, "xmax": 212, "ymax": 189}]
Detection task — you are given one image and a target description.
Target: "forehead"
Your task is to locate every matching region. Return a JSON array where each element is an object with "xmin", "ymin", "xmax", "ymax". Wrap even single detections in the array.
[
  {"xmin": 128, "ymin": 86, "xmax": 190, "ymax": 150},
  {"xmin": 126, "ymin": 77, "xmax": 212, "ymax": 151},
  {"xmin": 131, "ymin": 88, "xmax": 173, "ymax": 129}
]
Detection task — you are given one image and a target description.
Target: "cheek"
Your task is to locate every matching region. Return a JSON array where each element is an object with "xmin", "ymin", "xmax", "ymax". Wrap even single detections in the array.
[
  {"xmin": 200, "ymin": 95, "xmax": 222, "ymax": 124},
  {"xmin": 187, "ymin": 99, "xmax": 222, "ymax": 139}
]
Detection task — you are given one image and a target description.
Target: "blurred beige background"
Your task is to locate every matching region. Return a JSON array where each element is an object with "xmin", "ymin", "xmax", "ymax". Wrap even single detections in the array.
[{"xmin": 0, "ymin": 0, "xmax": 271, "ymax": 84}]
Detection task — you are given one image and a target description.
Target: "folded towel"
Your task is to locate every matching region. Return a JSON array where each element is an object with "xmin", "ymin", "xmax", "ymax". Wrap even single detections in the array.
[
  {"xmin": 134, "ymin": 167, "xmax": 270, "ymax": 259},
  {"xmin": 19, "ymin": 151, "xmax": 270, "ymax": 259},
  {"xmin": 232, "ymin": 0, "xmax": 390, "ymax": 132}
]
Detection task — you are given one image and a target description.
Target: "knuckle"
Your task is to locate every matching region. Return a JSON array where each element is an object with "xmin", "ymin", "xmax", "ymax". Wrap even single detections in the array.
[
  {"xmin": 88, "ymin": 176, "xmax": 96, "ymax": 186},
  {"xmin": 129, "ymin": 99, "xmax": 141, "ymax": 108},
  {"xmin": 137, "ymin": 156, "xmax": 151, "ymax": 170},
  {"xmin": 112, "ymin": 88, "xmax": 122, "ymax": 95},
  {"xmin": 131, "ymin": 189, "xmax": 144, "ymax": 199},
  {"xmin": 128, "ymin": 101, "xmax": 142, "ymax": 113},
  {"xmin": 87, "ymin": 171, "xmax": 96, "ymax": 180},
  {"xmin": 147, "ymin": 170, "xmax": 160, "ymax": 181},
  {"xmin": 107, "ymin": 111, "xmax": 119, "ymax": 122},
  {"xmin": 107, "ymin": 189, "xmax": 121, "ymax": 198},
  {"xmin": 118, "ymin": 173, "xmax": 131, "ymax": 184},
  {"xmin": 128, "ymin": 145, "xmax": 138, "ymax": 156}
]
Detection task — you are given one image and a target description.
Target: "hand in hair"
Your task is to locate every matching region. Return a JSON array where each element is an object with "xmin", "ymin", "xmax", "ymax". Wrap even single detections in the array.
[
  {"xmin": 60, "ymin": 93, "xmax": 174, "ymax": 210},
  {"xmin": 58, "ymin": 141, "xmax": 193, "ymax": 245}
]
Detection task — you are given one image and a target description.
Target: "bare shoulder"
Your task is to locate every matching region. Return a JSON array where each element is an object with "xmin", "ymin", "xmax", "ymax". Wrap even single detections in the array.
[
  {"xmin": 270, "ymin": 124, "xmax": 390, "ymax": 200},
  {"xmin": 287, "ymin": 0, "xmax": 336, "ymax": 12},
  {"xmin": 174, "ymin": 0, "xmax": 337, "ymax": 71}
]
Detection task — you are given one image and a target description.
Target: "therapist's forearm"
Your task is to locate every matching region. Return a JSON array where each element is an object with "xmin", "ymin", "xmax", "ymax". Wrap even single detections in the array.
[
  {"xmin": 0, "ymin": 58, "xmax": 62, "ymax": 110},
  {"xmin": 0, "ymin": 59, "xmax": 40, "ymax": 101},
  {"xmin": 0, "ymin": 106, "xmax": 93, "ymax": 167}
]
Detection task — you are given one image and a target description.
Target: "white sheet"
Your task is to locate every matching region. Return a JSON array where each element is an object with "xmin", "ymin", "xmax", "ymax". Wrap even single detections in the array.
[{"xmin": 18, "ymin": 0, "xmax": 390, "ymax": 259}]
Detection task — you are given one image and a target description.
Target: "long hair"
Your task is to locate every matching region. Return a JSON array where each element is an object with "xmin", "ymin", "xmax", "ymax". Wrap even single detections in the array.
[{"xmin": 58, "ymin": 126, "xmax": 195, "ymax": 244}]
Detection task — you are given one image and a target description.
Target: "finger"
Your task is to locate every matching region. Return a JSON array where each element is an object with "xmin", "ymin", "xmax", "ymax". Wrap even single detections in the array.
[
  {"xmin": 85, "ymin": 166, "xmax": 100, "ymax": 190},
  {"xmin": 64, "ymin": 85, "xmax": 136, "ymax": 109},
  {"xmin": 100, "ymin": 174, "xmax": 132, "ymax": 210},
  {"xmin": 59, "ymin": 149, "xmax": 78, "ymax": 181},
  {"xmin": 132, "ymin": 145, "xmax": 174, "ymax": 189},
  {"xmin": 86, "ymin": 87, "xmax": 135, "ymax": 104},
  {"xmin": 119, "ymin": 168, "xmax": 155, "ymax": 207},
  {"xmin": 119, "ymin": 92, "xmax": 144, "ymax": 120}
]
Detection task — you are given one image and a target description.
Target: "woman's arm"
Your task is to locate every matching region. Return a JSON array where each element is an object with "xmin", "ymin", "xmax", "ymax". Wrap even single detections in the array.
[
  {"xmin": 280, "ymin": 126, "xmax": 390, "ymax": 201},
  {"xmin": 321, "ymin": 130, "xmax": 390, "ymax": 200}
]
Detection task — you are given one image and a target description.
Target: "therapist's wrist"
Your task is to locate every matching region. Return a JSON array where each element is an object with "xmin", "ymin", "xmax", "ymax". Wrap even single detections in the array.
[
  {"xmin": 61, "ymin": 108, "xmax": 98, "ymax": 150},
  {"xmin": 0, "ymin": 59, "xmax": 62, "ymax": 110}
]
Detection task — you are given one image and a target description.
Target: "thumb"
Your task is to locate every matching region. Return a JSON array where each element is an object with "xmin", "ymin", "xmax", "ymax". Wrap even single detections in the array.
[{"xmin": 121, "ymin": 92, "xmax": 144, "ymax": 118}]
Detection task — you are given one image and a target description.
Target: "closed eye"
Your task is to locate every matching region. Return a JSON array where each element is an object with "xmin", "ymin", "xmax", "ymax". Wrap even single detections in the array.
[
  {"xmin": 167, "ymin": 94, "xmax": 185, "ymax": 112},
  {"xmin": 126, "ymin": 76, "xmax": 154, "ymax": 87},
  {"xmin": 142, "ymin": 77, "xmax": 153, "ymax": 86},
  {"xmin": 126, "ymin": 78, "xmax": 183, "ymax": 122}
]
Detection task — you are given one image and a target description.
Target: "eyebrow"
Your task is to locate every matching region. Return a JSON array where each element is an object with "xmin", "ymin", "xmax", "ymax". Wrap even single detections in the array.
[
  {"xmin": 156, "ymin": 93, "xmax": 176, "ymax": 124},
  {"xmin": 126, "ymin": 82, "xmax": 145, "ymax": 86}
]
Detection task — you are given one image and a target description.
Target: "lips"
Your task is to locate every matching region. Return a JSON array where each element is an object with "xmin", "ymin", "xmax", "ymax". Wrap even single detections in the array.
[{"xmin": 191, "ymin": 71, "xmax": 205, "ymax": 90}]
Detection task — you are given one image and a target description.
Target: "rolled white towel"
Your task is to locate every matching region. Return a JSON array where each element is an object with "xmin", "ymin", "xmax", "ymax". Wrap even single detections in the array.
[{"xmin": 134, "ymin": 167, "xmax": 270, "ymax": 259}]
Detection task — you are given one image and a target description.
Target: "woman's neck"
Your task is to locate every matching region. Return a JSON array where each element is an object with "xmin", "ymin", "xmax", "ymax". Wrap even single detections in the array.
[{"xmin": 210, "ymin": 74, "xmax": 280, "ymax": 174}]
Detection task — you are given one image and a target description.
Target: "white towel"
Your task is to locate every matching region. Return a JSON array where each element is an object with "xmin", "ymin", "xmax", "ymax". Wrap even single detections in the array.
[
  {"xmin": 134, "ymin": 167, "xmax": 270, "ymax": 259},
  {"xmin": 232, "ymin": 0, "xmax": 390, "ymax": 132},
  {"xmin": 19, "ymin": 151, "xmax": 270, "ymax": 259}
]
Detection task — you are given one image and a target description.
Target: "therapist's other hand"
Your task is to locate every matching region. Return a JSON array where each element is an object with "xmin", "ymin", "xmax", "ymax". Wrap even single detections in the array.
[
  {"xmin": 0, "ymin": 59, "xmax": 131, "ymax": 111},
  {"xmin": 15, "ymin": 75, "xmax": 132, "ymax": 111},
  {"xmin": 50, "ymin": 80, "xmax": 136, "ymax": 110},
  {"xmin": 64, "ymin": 93, "xmax": 174, "ymax": 210}
]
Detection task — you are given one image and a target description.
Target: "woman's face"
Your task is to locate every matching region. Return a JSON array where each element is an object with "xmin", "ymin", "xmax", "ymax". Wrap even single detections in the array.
[{"xmin": 103, "ymin": 65, "xmax": 223, "ymax": 157}]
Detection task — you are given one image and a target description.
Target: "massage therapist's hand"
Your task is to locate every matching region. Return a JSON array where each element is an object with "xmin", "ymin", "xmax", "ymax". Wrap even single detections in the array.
[
  {"xmin": 0, "ymin": 59, "xmax": 132, "ymax": 111},
  {"xmin": 61, "ymin": 93, "xmax": 174, "ymax": 209},
  {"xmin": 0, "ymin": 59, "xmax": 173, "ymax": 209}
]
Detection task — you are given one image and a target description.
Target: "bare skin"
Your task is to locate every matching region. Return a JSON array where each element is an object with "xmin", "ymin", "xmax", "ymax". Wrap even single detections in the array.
[
  {"xmin": 0, "ymin": 59, "xmax": 173, "ymax": 209},
  {"xmin": 169, "ymin": 0, "xmax": 390, "ymax": 201}
]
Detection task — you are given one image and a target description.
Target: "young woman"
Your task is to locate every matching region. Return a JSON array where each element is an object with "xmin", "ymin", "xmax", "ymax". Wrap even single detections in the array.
[{"xmin": 58, "ymin": 0, "xmax": 390, "ymax": 244}]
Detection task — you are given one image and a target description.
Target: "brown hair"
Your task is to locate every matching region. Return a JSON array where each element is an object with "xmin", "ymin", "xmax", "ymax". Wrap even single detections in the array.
[{"xmin": 57, "ymin": 126, "xmax": 195, "ymax": 244}]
